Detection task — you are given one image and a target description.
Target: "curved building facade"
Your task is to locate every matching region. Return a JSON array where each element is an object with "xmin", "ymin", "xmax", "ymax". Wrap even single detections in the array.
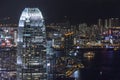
[{"xmin": 17, "ymin": 8, "xmax": 47, "ymax": 80}]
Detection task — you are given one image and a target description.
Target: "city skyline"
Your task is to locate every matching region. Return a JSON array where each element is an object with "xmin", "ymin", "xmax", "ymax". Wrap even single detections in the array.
[
  {"xmin": 0, "ymin": 4, "xmax": 120, "ymax": 79},
  {"xmin": 0, "ymin": 0, "xmax": 120, "ymax": 24}
]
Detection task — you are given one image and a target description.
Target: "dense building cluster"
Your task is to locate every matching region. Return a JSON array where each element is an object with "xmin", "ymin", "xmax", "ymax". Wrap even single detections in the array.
[
  {"xmin": 0, "ymin": 7, "xmax": 120, "ymax": 80},
  {"xmin": 0, "ymin": 26, "xmax": 17, "ymax": 47}
]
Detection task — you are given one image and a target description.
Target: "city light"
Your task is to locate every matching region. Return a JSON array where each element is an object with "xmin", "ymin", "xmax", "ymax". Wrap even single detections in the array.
[{"xmin": 0, "ymin": 4, "xmax": 120, "ymax": 80}]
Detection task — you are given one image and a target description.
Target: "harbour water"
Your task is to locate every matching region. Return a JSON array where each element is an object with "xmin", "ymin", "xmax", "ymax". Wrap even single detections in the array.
[{"xmin": 79, "ymin": 48, "xmax": 120, "ymax": 80}]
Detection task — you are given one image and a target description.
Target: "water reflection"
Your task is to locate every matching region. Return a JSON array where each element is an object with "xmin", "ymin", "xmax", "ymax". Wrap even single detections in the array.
[
  {"xmin": 81, "ymin": 49, "xmax": 120, "ymax": 80},
  {"xmin": 72, "ymin": 70, "xmax": 80, "ymax": 80}
]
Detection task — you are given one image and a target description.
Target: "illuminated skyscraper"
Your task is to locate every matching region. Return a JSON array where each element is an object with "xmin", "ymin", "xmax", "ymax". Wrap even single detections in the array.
[{"xmin": 17, "ymin": 8, "xmax": 47, "ymax": 80}]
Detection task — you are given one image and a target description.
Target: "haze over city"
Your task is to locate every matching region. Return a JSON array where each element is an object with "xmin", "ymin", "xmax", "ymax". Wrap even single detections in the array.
[{"xmin": 0, "ymin": 0, "xmax": 120, "ymax": 24}]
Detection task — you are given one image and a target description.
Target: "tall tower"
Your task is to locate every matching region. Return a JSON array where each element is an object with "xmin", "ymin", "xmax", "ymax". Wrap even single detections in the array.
[
  {"xmin": 105, "ymin": 19, "xmax": 108, "ymax": 28},
  {"xmin": 17, "ymin": 8, "xmax": 47, "ymax": 80}
]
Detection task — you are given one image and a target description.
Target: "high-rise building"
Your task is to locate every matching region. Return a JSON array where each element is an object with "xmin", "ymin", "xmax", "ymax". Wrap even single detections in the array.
[
  {"xmin": 109, "ymin": 18, "xmax": 120, "ymax": 27},
  {"xmin": 17, "ymin": 8, "xmax": 47, "ymax": 80}
]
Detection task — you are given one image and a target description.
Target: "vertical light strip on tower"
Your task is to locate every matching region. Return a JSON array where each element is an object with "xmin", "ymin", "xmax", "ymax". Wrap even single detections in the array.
[{"xmin": 17, "ymin": 8, "xmax": 47, "ymax": 80}]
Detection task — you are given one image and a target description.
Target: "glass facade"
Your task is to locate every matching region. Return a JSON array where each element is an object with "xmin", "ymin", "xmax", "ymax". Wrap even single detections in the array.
[{"xmin": 17, "ymin": 8, "xmax": 47, "ymax": 80}]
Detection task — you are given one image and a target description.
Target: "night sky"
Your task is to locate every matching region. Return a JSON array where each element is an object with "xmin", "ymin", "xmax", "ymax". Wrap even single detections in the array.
[{"xmin": 0, "ymin": 0, "xmax": 120, "ymax": 24}]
